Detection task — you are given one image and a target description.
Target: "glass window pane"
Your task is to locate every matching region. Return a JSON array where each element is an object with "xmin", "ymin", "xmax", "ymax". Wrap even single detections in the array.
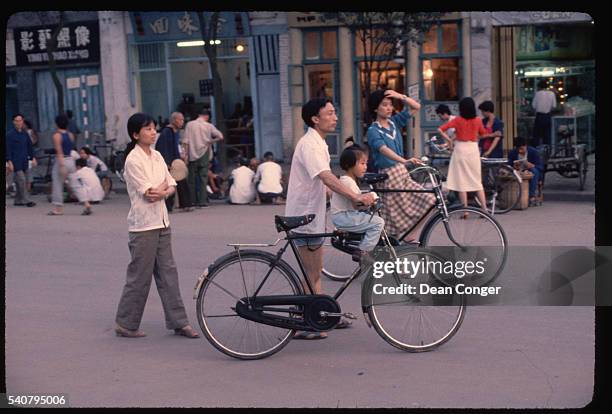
[
  {"xmin": 422, "ymin": 25, "xmax": 438, "ymax": 54},
  {"xmin": 322, "ymin": 31, "xmax": 337, "ymax": 59},
  {"xmin": 432, "ymin": 58, "xmax": 460, "ymax": 101},
  {"xmin": 305, "ymin": 32, "xmax": 320, "ymax": 60},
  {"xmin": 441, "ymin": 23, "xmax": 459, "ymax": 53},
  {"xmin": 306, "ymin": 64, "xmax": 333, "ymax": 100}
]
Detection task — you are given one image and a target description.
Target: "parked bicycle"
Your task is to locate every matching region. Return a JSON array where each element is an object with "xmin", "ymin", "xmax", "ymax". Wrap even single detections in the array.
[
  {"xmin": 322, "ymin": 158, "xmax": 508, "ymax": 282},
  {"xmin": 92, "ymin": 133, "xmax": 126, "ymax": 185}
]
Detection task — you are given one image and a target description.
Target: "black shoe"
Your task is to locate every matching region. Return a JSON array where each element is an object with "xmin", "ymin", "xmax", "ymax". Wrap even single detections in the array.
[
  {"xmin": 196, "ymin": 203, "xmax": 209, "ymax": 208},
  {"xmin": 14, "ymin": 202, "xmax": 26, "ymax": 206},
  {"xmin": 26, "ymin": 201, "xmax": 36, "ymax": 207}
]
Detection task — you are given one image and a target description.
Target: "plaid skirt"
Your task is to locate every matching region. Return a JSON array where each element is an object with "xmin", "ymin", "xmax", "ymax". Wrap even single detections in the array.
[{"xmin": 376, "ymin": 163, "xmax": 437, "ymax": 237}]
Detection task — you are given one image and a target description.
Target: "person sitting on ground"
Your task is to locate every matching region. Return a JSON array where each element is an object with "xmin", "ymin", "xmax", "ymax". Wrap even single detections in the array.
[
  {"xmin": 69, "ymin": 158, "xmax": 105, "ymax": 215},
  {"xmin": 228, "ymin": 158, "xmax": 257, "ymax": 204},
  {"xmin": 253, "ymin": 151, "xmax": 284, "ymax": 204},
  {"xmin": 207, "ymin": 163, "xmax": 225, "ymax": 199},
  {"xmin": 330, "ymin": 145, "xmax": 385, "ymax": 263},
  {"xmin": 507, "ymin": 136, "xmax": 544, "ymax": 207}
]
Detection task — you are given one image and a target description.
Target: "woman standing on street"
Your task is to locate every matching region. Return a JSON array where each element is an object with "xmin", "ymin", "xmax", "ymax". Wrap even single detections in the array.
[
  {"xmin": 48, "ymin": 114, "xmax": 76, "ymax": 216},
  {"xmin": 437, "ymin": 97, "xmax": 487, "ymax": 214},
  {"xmin": 114, "ymin": 113, "xmax": 199, "ymax": 339},
  {"xmin": 366, "ymin": 89, "xmax": 436, "ymax": 240}
]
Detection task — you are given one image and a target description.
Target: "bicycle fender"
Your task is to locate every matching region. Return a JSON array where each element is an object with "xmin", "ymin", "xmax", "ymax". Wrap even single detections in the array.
[{"xmin": 192, "ymin": 267, "xmax": 209, "ymax": 300}]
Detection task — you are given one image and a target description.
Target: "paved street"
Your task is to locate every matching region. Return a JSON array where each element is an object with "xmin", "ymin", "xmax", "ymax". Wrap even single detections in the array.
[{"xmin": 5, "ymin": 163, "xmax": 595, "ymax": 408}]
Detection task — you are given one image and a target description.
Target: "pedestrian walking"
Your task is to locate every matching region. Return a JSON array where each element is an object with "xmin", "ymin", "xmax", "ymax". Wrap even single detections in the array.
[
  {"xmin": 48, "ymin": 114, "xmax": 77, "ymax": 216},
  {"xmin": 114, "ymin": 113, "xmax": 199, "ymax": 339},
  {"xmin": 182, "ymin": 108, "xmax": 224, "ymax": 208},
  {"xmin": 5, "ymin": 114, "xmax": 37, "ymax": 207},
  {"xmin": 286, "ymin": 98, "xmax": 374, "ymax": 339},
  {"xmin": 366, "ymin": 89, "xmax": 435, "ymax": 240},
  {"xmin": 437, "ymin": 97, "xmax": 488, "ymax": 214}
]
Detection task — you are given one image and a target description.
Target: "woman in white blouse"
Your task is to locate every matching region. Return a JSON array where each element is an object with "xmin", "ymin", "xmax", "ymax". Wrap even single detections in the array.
[{"xmin": 114, "ymin": 113, "xmax": 199, "ymax": 339}]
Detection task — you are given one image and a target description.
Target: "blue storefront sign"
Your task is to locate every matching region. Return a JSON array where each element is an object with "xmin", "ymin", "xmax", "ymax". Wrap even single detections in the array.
[{"xmin": 129, "ymin": 11, "xmax": 250, "ymax": 42}]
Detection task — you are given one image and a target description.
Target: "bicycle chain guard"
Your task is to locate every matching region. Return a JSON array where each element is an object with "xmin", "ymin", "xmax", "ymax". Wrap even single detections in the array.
[{"xmin": 235, "ymin": 294, "xmax": 341, "ymax": 332}]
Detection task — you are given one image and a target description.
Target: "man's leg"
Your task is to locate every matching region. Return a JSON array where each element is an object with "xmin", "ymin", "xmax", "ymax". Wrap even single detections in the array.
[
  {"xmin": 528, "ymin": 168, "xmax": 539, "ymax": 199},
  {"xmin": 14, "ymin": 170, "xmax": 29, "ymax": 205},
  {"xmin": 298, "ymin": 245, "xmax": 323, "ymax": 295},
  {"xmin": 187, "ymin": 161, "xmax": 198, "ymax": 206},
  {"xmin": 197, "ymin": 151, "xmax": 210, "ymax": 205}
]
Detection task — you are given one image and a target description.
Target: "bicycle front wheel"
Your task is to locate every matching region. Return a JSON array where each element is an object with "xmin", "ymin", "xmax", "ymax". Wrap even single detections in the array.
[
  {"xmin": 196, "ymin": 250, "xmax": 303, "ymax": 360},
  {"xmin": 367, "ymin": 250, "xmax": 466, "ymax": 352},
  {"xmin": 419, "ymin": 206, "xmax": 508, "ymax": 286}
]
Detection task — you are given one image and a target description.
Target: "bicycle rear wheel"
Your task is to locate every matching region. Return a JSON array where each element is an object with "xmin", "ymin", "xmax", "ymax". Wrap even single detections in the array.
[
  {"xmin": 196, "ymin": 250, "xmax": 303, "ymax": 360},
  {"xmin": 484, "ymin": 165, "xmax": 521, "ymax": 214},
  {"xmin": 418, "ymin": 206, "xmax": 507, "ymax": 286},
  {"xmin": 367, "ymin": 250, "xmax": 466, "ymax": 352},
  {"xmin": 321, "ymin": 242, "xmax": 356, "ymax": 281}
]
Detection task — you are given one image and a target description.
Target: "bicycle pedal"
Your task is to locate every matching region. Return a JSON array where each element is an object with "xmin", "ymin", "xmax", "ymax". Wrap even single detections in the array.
[{"xmin": 319, "ymin": 311, "xmax": 358, "ymax": 320}]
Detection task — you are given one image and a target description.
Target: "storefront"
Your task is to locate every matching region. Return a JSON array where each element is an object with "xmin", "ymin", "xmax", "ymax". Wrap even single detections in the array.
[
  {"xmin": 128, "ymin": 12, "xmax": 262, "ymax": 159},
  {"xmin": 514, "ymin": 23, "xmax": 595, "ymax": 152},
  {"xmin": 6, "ymin": 13, "xmax": 105, "ymax": 148}
]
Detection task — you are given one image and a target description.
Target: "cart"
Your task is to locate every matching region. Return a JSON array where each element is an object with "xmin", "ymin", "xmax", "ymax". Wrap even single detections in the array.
[{"xmin": 537, "ymin": 124, "xmax": 588, "ymax": 191}]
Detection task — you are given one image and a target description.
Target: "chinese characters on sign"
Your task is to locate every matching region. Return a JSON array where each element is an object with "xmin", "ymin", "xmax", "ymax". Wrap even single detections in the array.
[{"xmin": 13, "ymin": 21, "xmax": 99, "ymax": 67}]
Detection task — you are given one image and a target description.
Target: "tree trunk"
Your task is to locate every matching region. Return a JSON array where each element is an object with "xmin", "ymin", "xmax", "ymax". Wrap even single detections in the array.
[{"xmin": 197, "ymin": 12, "xmax": 227, "ymax": 168}]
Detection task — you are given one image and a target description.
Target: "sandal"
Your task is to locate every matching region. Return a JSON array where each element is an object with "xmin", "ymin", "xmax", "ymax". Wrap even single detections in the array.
[
  {"xmin": 335, "ymin": 318, "xmax": 353, "ymax": 329},
  {"xmin": 174, "ymin": 325, "xmax": 200, "ymax": 338},
  {"xmin": 115, "ymin": 324, "xmax": 146, "ymax": 338},
  {"xmin": 81, "ymin": 207, "xmax": 92, "ymax": 216},
  {"xmin": 47, "ymin": 210, "xmax": 63, "ymax": 216},
  {"xmin": 293, "ymin": 331, "xmax": 327, "ymax": 340}
]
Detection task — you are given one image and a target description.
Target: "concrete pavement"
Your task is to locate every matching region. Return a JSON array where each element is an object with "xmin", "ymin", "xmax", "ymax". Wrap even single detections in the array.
[{"xmin": 4, "ymin": 160, "xmax": 595, "ymax": 408}]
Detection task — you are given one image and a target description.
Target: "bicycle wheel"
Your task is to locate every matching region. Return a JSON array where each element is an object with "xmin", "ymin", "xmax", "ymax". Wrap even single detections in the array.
[
  {"xmin": 485, "ymin": 165, "xmax": 521, "ymax": 214},
  {"xmin": 321, "ymin": 242, "xmax": 356, "ymax": 281},
  {"xmin": 418, "ymin": 206, "xmax": 508, "ymax": 286},
  {"xmin": 196, "ymin": 250, "xmax": 303, "ymax": 360},
  {"xmin": 366, "ymin": 250, "xmax": 466, "ymax": 352}
]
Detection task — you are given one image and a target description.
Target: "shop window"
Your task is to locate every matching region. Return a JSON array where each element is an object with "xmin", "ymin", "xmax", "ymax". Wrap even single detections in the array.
[
  {"xmin": 322, "ymin": 31, "xmax": 337, "ymax": 59},
  {"xmin": 305, "ymin": 64, "xmax": 334, "ymax": 101},
  {"xmin": 422, "ymin": 58, "xmax": 460, "ymax": 101},
  {"xmin": 422, "ymin": 26, "xmax": 438, "ymax": 54},
  {"xmin": 354, "ymin": 28, "xmax": 394, "ymax": 57},
  {"xmin": 137, "ymin": 43, "xmax": 165, "ymax": 70},
  {"xmin": 441, "ymin": 23, "xmax": 459, "ymax": 53},
  {"xmin": 305, "ymin": 32, "xmax": 320, "ymax": 60}
]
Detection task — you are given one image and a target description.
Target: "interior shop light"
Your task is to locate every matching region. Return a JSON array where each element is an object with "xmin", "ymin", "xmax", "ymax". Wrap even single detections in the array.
[
  {"xmin": 215, "ymin": 39, "xmax": 221, "ymax": 45},
  {"xmin": 177, "ymin": 40, "xmax": 205, "ymax": 47},
  {"xmin": 236, "ymin": 44, "xmax": 245, "ymax": 52},
  {"xmin": 524, "ymin": 70, "xmax": 555, "ymax": 77}
]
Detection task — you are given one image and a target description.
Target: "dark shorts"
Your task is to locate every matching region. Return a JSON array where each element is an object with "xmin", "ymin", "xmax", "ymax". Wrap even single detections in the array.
[
  {"xmin": 293, "ymin": 236, "xmax": 324, "ymax": 248},
  {"xmin": 258, "ymin": 191, "xmax": 283, "ymax": 203}
]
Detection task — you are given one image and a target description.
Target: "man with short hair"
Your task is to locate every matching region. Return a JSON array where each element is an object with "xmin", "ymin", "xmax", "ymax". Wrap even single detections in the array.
[
  {"xmin": 228, "ymin": 157, "xmax": 256, "ymax": 204},
  {"xmin": 156, "ymin": 112, "xmax": 192, "ymax": 212},
  {"xmin": 253, "ymin": 151, "xmax": 284, "ymax": 204},
  {"xmin": 532, "ymin": 80, "xmax": 557, "ymax": 146},
  {"xmin": 478, "ymin": 100, "xmax": 504, "ymax": 158},
  {"xmin": 69, "ymin": 158, "xmax": 104, "ymax": 215},
  {"xmin": 6, "ymin": 114, "xmax": 37, "ymax": 207},
  {"xmin": 182, "ymin": 108, "xmax": 223, "ymax": 208},
  {"xmin": 507, "ymin": 136, "xmax": 544, "ymax": 206},
  {"xmin": 285, "ymin": 98, "xmax": 375, "ymax": 339}
]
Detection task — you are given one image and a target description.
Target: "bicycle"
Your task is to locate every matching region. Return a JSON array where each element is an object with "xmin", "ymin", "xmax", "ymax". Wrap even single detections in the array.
[
  {"xmin": 322, "ymin": 160, "xmax": 508, "ymax": 282},
  {"xmin": 194, "ymin": 197, "xmax": 468, "ymax": 360},
  {"xmin": 475, "ymin": 158, "xmax": 522, "ymax": 214},
  {"xmin": 92, "ymin": 135, "xmax": 126, "ymax": 186}
]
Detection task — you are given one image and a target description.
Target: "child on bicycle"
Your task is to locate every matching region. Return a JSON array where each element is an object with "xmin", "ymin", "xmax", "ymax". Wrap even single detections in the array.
[{"xmin": 330, "ymin": 145, "xmax": 384, "ymax": 263}]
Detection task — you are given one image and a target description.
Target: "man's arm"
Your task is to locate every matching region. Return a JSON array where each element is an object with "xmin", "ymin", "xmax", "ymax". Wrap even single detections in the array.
[{"xmin": 318, "ymin": 170, "xmax": 374, "ymax": 206}]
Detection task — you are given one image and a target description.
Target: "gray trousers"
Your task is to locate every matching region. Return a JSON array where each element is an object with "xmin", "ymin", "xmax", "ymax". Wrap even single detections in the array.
[
  {"xmin": 13, "ymin": 170, "xmax": 32, "ymax": 205},
  {"xmin": 51, "ymin": 156, "xmax": 76, "ymax": 206},
  {"xmin": 115, "ymin": 227, "xmax": 189, "ymax": 331},
  {"xmin": 188, "ymin": 149, "xmax": 210, "ymax": 206}
]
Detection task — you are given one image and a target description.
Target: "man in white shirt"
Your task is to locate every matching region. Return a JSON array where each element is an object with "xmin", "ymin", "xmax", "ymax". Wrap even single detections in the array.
[
  {"xmin": 285, "ymin": 98, "xmax": 375, "ymax": 339},
  {"xmin": 70, "ymin": 158, "xmax": 105, "ymax": 215},
  {"xmin": 253, "ymin": 151, "xmax": 284, "ymax": 204},
  {"xmin": 181, "ymin": 108, "xmax": 223, "ymax": 207},
  {"xmin": 229, "ymin": 158, "xmax": 256, "ymax": 204},
  {"xmin": 532, "ymin": 79, "xmax": 557, "ymax": 146}
]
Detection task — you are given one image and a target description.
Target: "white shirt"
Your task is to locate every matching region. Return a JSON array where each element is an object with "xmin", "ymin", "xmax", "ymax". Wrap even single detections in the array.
[
  {"xmin": 86, "ymin": 154, "xmax": 108, "ymax": 172},
  {"xmin": 285, "ymin": 127, "xmax": 331, "ymax": 234},
  {"xmin": 181, "ymin": 117, "xmax": 222, "ymax": 161},
  {"xmin": 330, "ymin": 175, "xmax": 360, "ymax": 216},
  {"xmin": 123, "ymin": 145, "xmax": 177, "ymax": 232},
  {"xmin": 254, "ymin": 161, "xmax": 283, "ymax": 194},
  {"xmin": 532, "ymin": 90, "xmax": 557, "ymax": 114},
  {"xmin": 229, "ymin": 166, "xmax": 256, "ymax": 204},
  {"xmin": 69, "ymin": 166, "xmax": 105, "ymax": 202}
]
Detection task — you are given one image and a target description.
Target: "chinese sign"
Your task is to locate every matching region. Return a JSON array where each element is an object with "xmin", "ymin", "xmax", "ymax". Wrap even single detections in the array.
[
  {"xmin": 13, "ymin": 21, "xmax": 100, "ymax": 67},
  {"xmin": 130, "ymin": 12, "xmax": 250, "ymax": 42}
]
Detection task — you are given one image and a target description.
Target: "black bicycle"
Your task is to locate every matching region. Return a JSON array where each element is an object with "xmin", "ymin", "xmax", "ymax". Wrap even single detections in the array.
[
  {"xmin": 322, "ymin": 161, "xmax": 508, "ymax": 282},
  {"xmin": 194, "ymin": 206, "xmax": 467, "ymax": 360}
]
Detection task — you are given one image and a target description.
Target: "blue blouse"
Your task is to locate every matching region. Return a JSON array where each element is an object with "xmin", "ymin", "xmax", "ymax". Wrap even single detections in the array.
[{"xmin": 367, "ymin": 109, "xmax": 411, "ymax": 170}]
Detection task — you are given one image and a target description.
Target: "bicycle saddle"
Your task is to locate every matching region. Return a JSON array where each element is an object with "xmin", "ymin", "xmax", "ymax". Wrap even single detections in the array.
[
  {"xmin": 361, "ymin": 173, "xmax": 389, "ymax": 185},
  {"xmin": 274, "ymin": 214, "xmax": 316, "ymax": 232}
]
